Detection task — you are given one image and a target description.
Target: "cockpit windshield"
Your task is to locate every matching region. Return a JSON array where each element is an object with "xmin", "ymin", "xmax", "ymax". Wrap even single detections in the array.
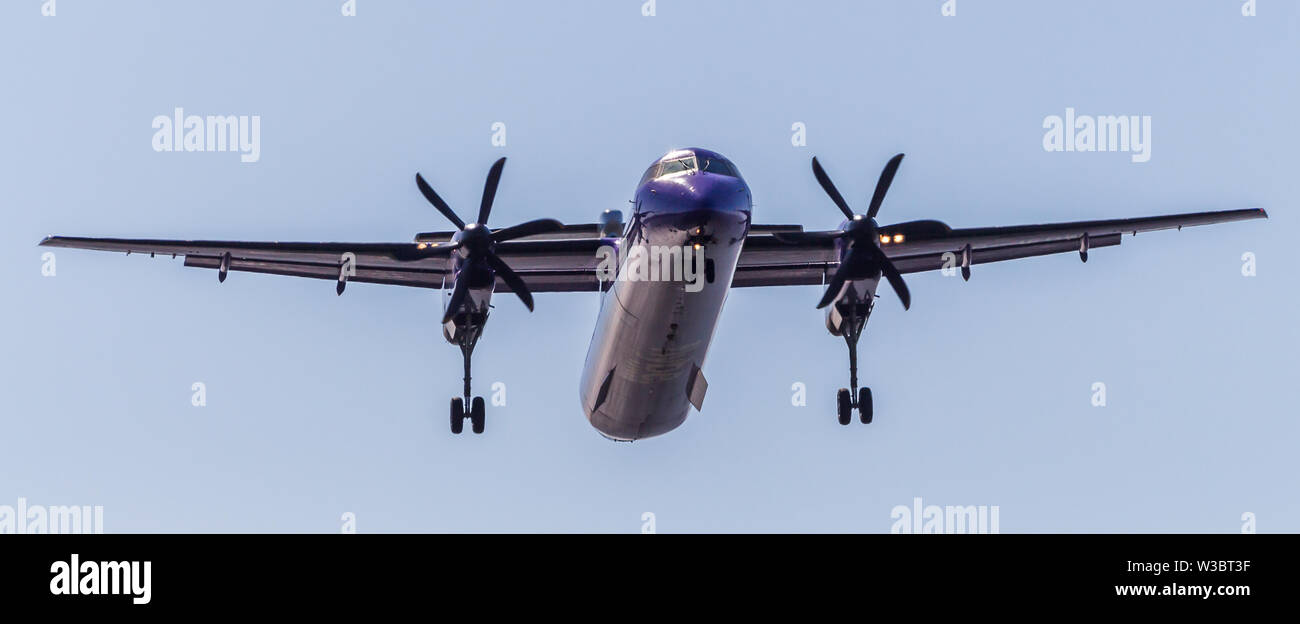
[
  {"xmin": 701, "ymin": 157, "xmax": 739, "ymax": 178},
  {"xmin": 658, "ymin": 156, "xmax": 696, "ymax": 176},
  {"xmin": 639, "ymin": 151, "xmax": 742, "ymax": 187}
]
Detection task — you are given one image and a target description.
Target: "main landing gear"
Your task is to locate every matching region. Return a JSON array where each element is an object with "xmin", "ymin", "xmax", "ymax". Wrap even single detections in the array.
[
  {"xmin": 449, "ymin": 323, "xmax": 487, "ymax": 435},
  {"xmin": 450, "ymin": 396, "xmax": 484, "ymax": 435},
  {"xmin": 834, "ymin": 299, "xmax": 874, "ymax": 426}
]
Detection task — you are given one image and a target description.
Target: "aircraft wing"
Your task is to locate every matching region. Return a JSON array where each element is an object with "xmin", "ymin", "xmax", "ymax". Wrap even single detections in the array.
[
  {"xmin": 38, "ymin": 208, "xmax": 1266, "ymax": 294},
  {"xmin": 38, "ymin": 234, "xmax": 607, "ymax": 293},
  {"xmin": 733, "ymin": 208, "xmax": 1267, "ymax": 287}
]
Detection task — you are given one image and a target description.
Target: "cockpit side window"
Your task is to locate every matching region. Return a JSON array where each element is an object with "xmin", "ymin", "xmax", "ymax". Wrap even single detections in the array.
[{"xmin": 639, "ymin": 164, "xmax": 660, "ymax": 186}]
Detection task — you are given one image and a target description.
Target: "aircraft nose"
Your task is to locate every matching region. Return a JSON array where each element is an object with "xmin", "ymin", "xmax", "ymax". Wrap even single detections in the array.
[
  {"xmin": 641, "ymin": 175, "xmax": 749, "ymax": 245},
  {"xmin": 644, "ymin": 172, "xmax": 748, "ymax": 212},
  {"xmin": 690, "ymin": 174, "xmax": 748, "ymax": 211}
]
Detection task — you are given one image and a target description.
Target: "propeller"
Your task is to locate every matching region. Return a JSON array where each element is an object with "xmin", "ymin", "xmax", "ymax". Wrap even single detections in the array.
[
  {"xmin": 776, "ymin": 154, "xmax": 911, "ymax": 311},
  {"xmin": 413, "ymin": 157, "xmax": 565, "ymax": 323}
]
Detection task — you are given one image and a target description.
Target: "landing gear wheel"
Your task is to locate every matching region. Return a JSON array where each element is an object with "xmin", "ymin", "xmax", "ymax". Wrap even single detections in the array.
[
  {"xmin": 470, "ymin": 396, "xmax": 486, "ymax": 434},
  {"xmin": 858, "ymin": 387, "xmax": 873, "ymax": 424},
  {"xmin": 450, "ymin": 398, "xmax": 464, "ymax": 434},
  {"xmin": 836, "ymin": 388, "xmax": 852, "ymax": 425}
]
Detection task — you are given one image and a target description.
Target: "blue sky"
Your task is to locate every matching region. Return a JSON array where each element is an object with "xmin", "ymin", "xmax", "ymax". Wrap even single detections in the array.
[{"xmin": 2, "ymin": 0, "xmax": 1295, "ymax": 532}]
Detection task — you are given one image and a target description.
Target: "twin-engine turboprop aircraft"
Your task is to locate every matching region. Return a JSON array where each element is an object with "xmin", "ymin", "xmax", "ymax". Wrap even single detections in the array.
[{"xmin": 40, "ymin": 148, "xmax": 1267, "ymax": 440}]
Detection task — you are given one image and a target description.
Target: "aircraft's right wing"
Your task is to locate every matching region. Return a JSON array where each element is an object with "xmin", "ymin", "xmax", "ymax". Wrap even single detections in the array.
[
  {"xmin": 732, "ymin": 208, "xmax": 1267, "ymax": 287},
  {"xmin": 38, "ymin": 233, "xmax": 610, "ymax": 294}
]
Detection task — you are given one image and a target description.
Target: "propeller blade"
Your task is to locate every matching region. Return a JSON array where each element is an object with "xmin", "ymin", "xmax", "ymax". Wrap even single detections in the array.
[
  {"xmin": 865, "ymin": 153, "xmax": 904, "ymax": 219},
  {"xmin": 477, "ymin": 157, "xmax": 507, "ymax": 225},
  {"xmin": 485, "ymin": 252, "xmax": 534, "ymax": 312},
  {"xmin": 878, "ymin": 257, "xmax": 911, "ymax": 310},
  {"xmin": 811, "ymin": 157, "xmax": 855, "ymax": 220},
  {"xmin": 772, "ymin": 230, "xmax": 845, "ymax": 245},
  {"xmin": 816, "ymin": 259, "xmax": 854, "ymax": 309},
  {"xmin": 867, "ymin": 246, "xmax": 911, "ymax": 310},
  {"xmin": 816, "ymin": 246, "xmax": 911, "ymax": 311},
  {"xmin": 441, "ymin": 267, "xmax": 473, "ymax": 324},
  {"xmin": 490, "ymin": 218, "xmax": 565, "ymax": 243},
  {"xmin": 415, "ymin": 173, "xmax": 466, "ymax": 230}
]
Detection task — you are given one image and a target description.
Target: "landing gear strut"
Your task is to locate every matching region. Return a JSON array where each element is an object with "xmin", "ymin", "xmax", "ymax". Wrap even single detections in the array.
[
  {"xmin": 449, "ymin": 322, "xmax": 487, "ymax": 435},
  {"xmin": 836, "ymin": 298, "xmax": 874, "ymax": 425}
]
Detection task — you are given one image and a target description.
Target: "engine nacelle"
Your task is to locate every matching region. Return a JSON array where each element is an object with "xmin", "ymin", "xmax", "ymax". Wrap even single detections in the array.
[
  {"xmin": 826, "ymin": 305, "xmax": 845, "ymax": 336},
  {"xmin": 824, "ymin": 282, "xmax": 876, "ymax": 337},
  {"xmin": 442, "ymin": 286, "xmax": 493, "ymax": 343},
  {"xmin": 440, "ymin": 259, "xmax": 495, "ymax": 345},
  {"xmin": 599, "ymin": 209, "xmax": 624, "ymax": 238}
]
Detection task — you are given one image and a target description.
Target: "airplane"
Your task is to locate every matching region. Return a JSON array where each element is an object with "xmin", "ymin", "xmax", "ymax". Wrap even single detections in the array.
[{"xmin": 40, "ymin": 148, "xmax": 1267, "ymax": 441}]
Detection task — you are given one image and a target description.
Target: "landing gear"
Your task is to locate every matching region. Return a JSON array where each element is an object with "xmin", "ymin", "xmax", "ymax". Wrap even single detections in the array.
[
  {"xmin": 470, "ymin": 397, "xmax": 485, "ymax": 434},
  {"xmin": 450, "ymin": 398, "xmax": 465, "ymax": 434},
  {"xmin": 837, "ymin": 388, "xmax": 852, "ymax": 425},
  {"xmin": 836, "ymin": 297, "xmax": 875, "ymax": 425},
  {"xmin": 448, "ymin": 320, "xmax": 487, "ymax": 435}
]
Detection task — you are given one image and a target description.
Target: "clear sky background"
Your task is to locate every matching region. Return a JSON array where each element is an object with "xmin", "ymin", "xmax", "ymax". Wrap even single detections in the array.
[{"xmin": 2, "ymin": 0, "xmax": 1295, "ymax": 532}]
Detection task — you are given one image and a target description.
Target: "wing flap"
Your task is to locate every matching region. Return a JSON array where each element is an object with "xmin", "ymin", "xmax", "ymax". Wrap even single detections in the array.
[
  {"xmin": 891, "ymin": 233, "xmax": 1122, "ymax": 273},
  {"xmin": 183, "ymin": 255, "xmax": 445, "ymax": 288}
]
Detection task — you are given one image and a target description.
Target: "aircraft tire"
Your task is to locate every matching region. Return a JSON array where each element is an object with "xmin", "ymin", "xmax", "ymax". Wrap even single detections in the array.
[
  {"xmin": 450, "ymin": 398, "xmax": 465, "ymax": 434},
  {"xmin": 470, "ymin": 397, "xmax": 486, "ymax": 434},
  {"xmin": 837, "ymin": 388, "xmax": 852, "ymax": 425},
  {"xmin": 858, "ymin": 388, "xmax": 873, "ymax": 424}
]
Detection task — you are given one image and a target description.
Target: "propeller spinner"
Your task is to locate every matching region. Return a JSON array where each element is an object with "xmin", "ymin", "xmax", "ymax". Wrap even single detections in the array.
[
  {"xmin": 413, "ymin": 157, "xmax": 565, "ymax": 323},
  {"xmin": 775, "ymin": 154, "xmax": 911, "ymax": 311}
]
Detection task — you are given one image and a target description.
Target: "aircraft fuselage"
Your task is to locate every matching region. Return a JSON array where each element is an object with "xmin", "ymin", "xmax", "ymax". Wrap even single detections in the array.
[{"xmin": 578, "ymin": 148, "xmax": 752, "ymax": 440}]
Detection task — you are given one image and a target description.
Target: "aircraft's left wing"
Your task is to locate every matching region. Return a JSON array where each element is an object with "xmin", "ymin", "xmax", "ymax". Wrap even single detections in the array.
[{"xmin": 733, "ymin": 208, "xmax": 1267, "ymax": 287}]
